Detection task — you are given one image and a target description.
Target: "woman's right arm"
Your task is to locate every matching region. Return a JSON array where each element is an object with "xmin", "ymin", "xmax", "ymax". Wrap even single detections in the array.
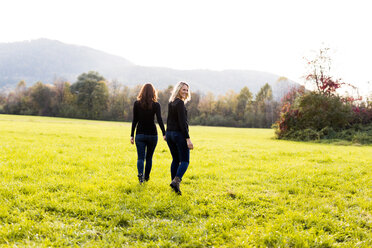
[
  {"xmin": 186, "ymin": 138, "xmax": 193, "ymax": 150},
  {"xmin": 130, "ymin": 102, "xmax": 138, "ymax": 144}
]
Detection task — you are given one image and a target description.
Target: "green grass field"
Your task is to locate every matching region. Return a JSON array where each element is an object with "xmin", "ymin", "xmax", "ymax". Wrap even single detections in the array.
[{"xmin": 0, "ymin": 114, "xmax": 371, "ymax": 247}]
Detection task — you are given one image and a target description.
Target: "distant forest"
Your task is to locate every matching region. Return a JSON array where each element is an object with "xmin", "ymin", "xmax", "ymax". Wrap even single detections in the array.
[{"xmin": 0, "ymin": 71, "xmax": 286, "ymax": 128}]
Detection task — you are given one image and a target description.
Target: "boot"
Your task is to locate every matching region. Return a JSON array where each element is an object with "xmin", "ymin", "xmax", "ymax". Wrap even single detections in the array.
[
  {"xmin": 138, "ymin": 174, "xmax": 144, "ymax": 184},
  {"xmin": 170, "ymin": 176, "xmax": 182, "ymax": 195}
]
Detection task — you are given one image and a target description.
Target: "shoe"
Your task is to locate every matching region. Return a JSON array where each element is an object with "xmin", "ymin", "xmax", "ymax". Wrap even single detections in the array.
[
  {"xmin": 138, "ymin": 174, "xmax": 144, "ymax": 184},
  {"xmin": 144, "ymin": 176, "xmax": 150, "ymax": 182},
  {"xmin": 170, "ymin": 176, "xmax": 182, "ymax": 195}
]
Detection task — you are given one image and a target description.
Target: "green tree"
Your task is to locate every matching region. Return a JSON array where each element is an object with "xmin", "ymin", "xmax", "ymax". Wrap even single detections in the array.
[
  {"xmin": 6, "ymin": 80, "xmax": 30, "ymax": 114},
  {"xmin": 57, "ymin": 81, "xmax": 77, "ymax": 118},
  {"xmin": 198, "ymin": 92, "xmax": 215, "ymax": 119},
  {"xmin": 255, "ymin": 83, "xmax": 273, "ymax": 127},
  {"xmin": 0, "ymin": 92, "xmax": 6, "ymax": 113},
  {"xmin": 52, "ymin": 80, "xmax": 75, "ymax": 116},
  {"xmin": 236, "ymin": 86, "xmax": 253, "ymax": 122},
  {"xmin": 106, "ymin": 80, "xmax": 125, "ymax": 120},
  {"xmin": 211, "ymin": 90, "xmax": 238, "ymax": 126},
  {"xmin": 125, "ymin": 85, "xmax": 142, "ymax": 122},
  {"xmin": 158, "ymin": 85, "xmax": 173, "ymax": 121},
  {"xmin": 91, "ymin": 81, "xmax": 109, "ymax": 119},
  {"xmin": 188, "ymin": 91, "xmax": 200, "ymax": 123},
  {"xmin": 255, "ymin": 83, "xmax": 273, "ymax": 104},
  {"xmin": 122, "ymin": 85, "xmax": 136, "ymax": 121},
  {"xmin": 71, "ymin": 71, "xmax": 107, "ymax": 119},
  {"xmin": 29, "ymin": 82, "xmax": 55, "ymax": 115}
]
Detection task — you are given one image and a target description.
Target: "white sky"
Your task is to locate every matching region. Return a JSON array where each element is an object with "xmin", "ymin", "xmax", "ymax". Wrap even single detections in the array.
[{"xmin": 1, "ymin": 0, "xmax": 371, "ymax": 96}]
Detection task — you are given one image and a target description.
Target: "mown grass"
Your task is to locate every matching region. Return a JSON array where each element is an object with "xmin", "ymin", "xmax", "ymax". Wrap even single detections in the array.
[{"xmin": 0, "ymin": 114, "xmax": 371, "ymax": 247}]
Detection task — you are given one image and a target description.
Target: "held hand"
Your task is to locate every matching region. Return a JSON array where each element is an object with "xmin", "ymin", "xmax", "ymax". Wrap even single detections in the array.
[
  {"xmin": 163, "ymin": 135, "xmax": 166, "ymax": 141},
  {"xmin": 130, "ymin": 137, "xmax": 134, "ymax": 145},
  {"xmin": 187, "ymin": 138, "xmax": 193, "ymax": 150}
]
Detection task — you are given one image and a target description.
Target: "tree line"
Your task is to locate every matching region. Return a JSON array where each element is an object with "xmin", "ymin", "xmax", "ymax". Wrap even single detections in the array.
[{"xmin": 0, "ymin": 71, "xmax": 282, "ymax": 128}]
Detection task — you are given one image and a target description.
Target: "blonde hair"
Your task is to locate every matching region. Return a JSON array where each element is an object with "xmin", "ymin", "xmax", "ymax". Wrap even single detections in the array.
[{"xmin": 169, "ymin": 82, "xmax": 191, "ymax": 104}]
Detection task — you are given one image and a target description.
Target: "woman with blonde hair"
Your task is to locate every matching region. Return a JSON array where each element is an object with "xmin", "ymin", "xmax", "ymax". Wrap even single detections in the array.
[
  {"xmin": 131, "ymin": 83, "xmax": 166, "ymax": 183},
  {"xmin": 166, "ymin": 81, "xmax": 193, "ymax": 195}
]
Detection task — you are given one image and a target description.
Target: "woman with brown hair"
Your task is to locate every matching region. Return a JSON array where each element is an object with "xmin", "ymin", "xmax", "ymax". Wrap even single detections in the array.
[{"xmin": 131, "ymin": 83, "xmax": 166, "ymax": 184}]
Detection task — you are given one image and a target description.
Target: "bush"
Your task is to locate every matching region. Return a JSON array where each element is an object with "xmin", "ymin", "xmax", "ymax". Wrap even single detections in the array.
[
  {"xmin": 351, "ymin": 105, "xmax": 372, "ymax": 125},
  {"xmin": 352, "ymin": 132, "xmax": 372, "ymax": 144},
  {"xmin": 276, "ymin": 93, "xmax": 352, "ymax": 138},
  {"xmin": 292, "ymin": 129, "xmax": 320, "ymax": 141},
  {"xmin": 275, "ymin": 91, "xmax": 372, "ymax": 144},
  {"xmin": 319, "ymin": 126, "xmax": 337, "ymax": 139},
  {"xmin": 296, "ymin": 93, "xmax": 352, "ymax": 131},
  {"xmin": 277, "ymin": 124, "xmax": 372, "ymax": 144}
]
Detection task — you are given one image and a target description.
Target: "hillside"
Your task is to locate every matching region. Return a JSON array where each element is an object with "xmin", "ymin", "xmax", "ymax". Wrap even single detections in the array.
[{"xmin": 0, "ymin": 39, "xmax": 298, "ymax": 98}]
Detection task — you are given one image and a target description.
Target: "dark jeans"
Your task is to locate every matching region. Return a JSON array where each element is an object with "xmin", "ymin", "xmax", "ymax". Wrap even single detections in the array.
[
  {"xmin": 166, "ymin": 131, "xmax": 190, "ymax": 180},
  {"xmin": 135, "ymin": 134, "xmax": 158, "ymax": 179}
]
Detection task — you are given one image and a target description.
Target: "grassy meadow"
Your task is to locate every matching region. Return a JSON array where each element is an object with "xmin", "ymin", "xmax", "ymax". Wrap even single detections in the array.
[{"xmin": 0, "ymin": 114, "xmax": 371, "ymax": 247}]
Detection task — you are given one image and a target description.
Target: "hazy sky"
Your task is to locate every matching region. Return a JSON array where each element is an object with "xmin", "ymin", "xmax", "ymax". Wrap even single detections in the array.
[{"xmin": 1, "ymin": 0, "xmax": 371, "ymax": 95}]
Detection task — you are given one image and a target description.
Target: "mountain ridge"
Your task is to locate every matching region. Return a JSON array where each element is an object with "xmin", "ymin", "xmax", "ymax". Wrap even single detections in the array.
[{"xmin": 0, "ymin": 39, "xmax": 298, "ymax": 98}]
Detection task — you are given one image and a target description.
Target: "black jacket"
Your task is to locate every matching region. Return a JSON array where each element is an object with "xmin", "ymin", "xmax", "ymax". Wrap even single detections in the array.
[
  {"xmin": 131, "ymin": 101, "xmax": 166, "ymax": 136},
  {"xmin": 166, "ymin": 98, "xmax": 189, "ymax": 139}
]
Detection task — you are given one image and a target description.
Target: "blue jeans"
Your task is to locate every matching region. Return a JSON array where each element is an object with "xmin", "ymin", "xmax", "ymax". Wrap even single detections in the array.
[
  {"xmin": 166, "ymin": 131, "xmax": 190, "ymax": 180},
  {"xmin": 135, "ymin": 134, "xmax": 158, "ymax": 179}
]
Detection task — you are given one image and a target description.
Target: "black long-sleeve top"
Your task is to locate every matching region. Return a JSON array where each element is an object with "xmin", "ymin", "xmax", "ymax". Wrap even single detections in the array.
[
  {"xmin": 131, "ymin": 101, "xmax": 166, "ymax": 137},
  {"xmin": 166, "ymin": 98, "xmax": 190, "ymax": 139}
]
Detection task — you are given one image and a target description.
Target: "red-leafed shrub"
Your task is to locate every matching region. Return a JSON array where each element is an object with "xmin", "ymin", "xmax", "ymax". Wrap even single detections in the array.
[
  {"xmin": 274, "ymin": 92, "xmax": 353, "ymax": 139},
  {"xmin": 274, "ymin": 92, "xmax": 372, "ymax": 143},
  {"xmin": 273, "ymin": 47, "xmax": 372, "ymax": 143},
  {"xmin": 350, "ymin": 105, "xmax": 372, "ymax": 125}
]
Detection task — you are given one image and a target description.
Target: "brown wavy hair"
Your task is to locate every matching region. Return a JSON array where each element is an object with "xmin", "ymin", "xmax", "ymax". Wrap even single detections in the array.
[{"xmin": 137, "ymin": 83, "xmax": 158, "ymax": 109}]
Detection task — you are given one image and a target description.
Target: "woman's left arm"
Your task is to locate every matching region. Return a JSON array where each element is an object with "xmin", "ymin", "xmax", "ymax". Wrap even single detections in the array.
[{"xmin": 176, "ymin": 101, "xmax": 190, "ymax": 139}]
